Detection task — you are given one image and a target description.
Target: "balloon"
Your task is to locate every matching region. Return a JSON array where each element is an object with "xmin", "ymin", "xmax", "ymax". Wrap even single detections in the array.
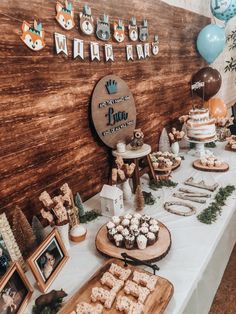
[
  {"xmin": 205, "ymin": 97, "xmax": 227, "ymax": 118},
  {"xmin": 211, "ymin": 0, "xmax": 236, "ymax": 23},
  {"xmin": 197, "ymin": 24, "xmax": 226, "ymax": 64},
  {"xmin": 191, "ymin": 67, "xmax": 222, "ymax": 101}
]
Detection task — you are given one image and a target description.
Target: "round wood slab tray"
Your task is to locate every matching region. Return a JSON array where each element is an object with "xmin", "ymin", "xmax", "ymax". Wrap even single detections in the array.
[
  {"xmin": 193, "ymin": 159, "xmax": 229, "ymax": 172},
  {"xmin": 154, "ymin": 159, "xmax": 181, "ymax": 173},
  {"xmin": 96, "ymin": 221, "xmax": 171, "ymax": 263},
  {"xmin": 225, "ymin": 143, "xmax": 236, "ymax": 152}
]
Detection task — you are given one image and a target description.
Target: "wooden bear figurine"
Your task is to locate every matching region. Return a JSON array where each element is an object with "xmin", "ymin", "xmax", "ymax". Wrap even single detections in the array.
[{"xmin": 35, "ymin": 289, "xmax": 67, "ymax": 308}]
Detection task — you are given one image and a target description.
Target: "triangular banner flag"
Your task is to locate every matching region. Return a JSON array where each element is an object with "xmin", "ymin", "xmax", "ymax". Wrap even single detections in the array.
[
  {"xmin": 90, "ymin": 42, "xmax": 100, "ymax": 61},
  {"xmin": 126, "ymin": 45, "xmax": 134, "ymax": 61},
  {"xmin": 73, "ymin": 38, "xmax": 84, "ymax": 60},
  {"xmin": 54, "ymin": 32, "xmax": 68, "ymax": 55},
  {"xmin": 104, "ymin": 44, "xmax": 114, "ymax": 62}
]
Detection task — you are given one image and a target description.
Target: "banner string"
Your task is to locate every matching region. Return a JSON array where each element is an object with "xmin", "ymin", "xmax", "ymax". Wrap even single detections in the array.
[{"xmin": 0, "ymin": 11, "xmax": 156, "ymax": 51}]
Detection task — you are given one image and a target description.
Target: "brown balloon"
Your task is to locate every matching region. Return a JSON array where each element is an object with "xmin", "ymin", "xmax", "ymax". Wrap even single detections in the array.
[{"xmin": 191, "ymin": 67, "xmax": 222, "ymax": 101}]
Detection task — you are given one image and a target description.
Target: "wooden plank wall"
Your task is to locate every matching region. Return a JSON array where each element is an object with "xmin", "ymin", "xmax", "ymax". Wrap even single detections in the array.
[{"xmin": 0, "ymin": 0, "xmax": 209, "ymax": 221}]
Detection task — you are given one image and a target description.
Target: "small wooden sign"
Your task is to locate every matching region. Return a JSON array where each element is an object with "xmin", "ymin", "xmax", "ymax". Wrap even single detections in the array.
[{"xmin": 91, "ymin": 75, "xmax": 136, "ymax": 149}]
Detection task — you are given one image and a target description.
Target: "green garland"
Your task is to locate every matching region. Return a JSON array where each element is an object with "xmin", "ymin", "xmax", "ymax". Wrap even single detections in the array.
[
  {"xmin": 205, "ymin": 142, "xmax": 216, "ymax": 148},
  {"xmin": 149, "ymin": 179, "xmax": 178, "ymax": 191},
  {"xmin": 142, "ymin": 191, "xmax": 156, "ymax": 205},
  {"xmin": 79, "ymin": 210, "xmax": 101, "ymax": 223},
  {"xmin": 197, "ymin": 185, "xmax": 235, "ymax": 224}
]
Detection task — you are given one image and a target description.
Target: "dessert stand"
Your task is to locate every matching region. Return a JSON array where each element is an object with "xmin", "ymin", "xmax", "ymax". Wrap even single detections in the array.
[{"xmin": 185, "ymin": 136, "xmax": 217, "ymax": 158}]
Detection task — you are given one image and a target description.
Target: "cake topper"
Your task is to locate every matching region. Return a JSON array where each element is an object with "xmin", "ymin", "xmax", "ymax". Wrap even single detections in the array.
[
  {"xmin": 113, "ymin": 20, "xmax": 125, "ymax": 43},
  {"xmin": 21, "ymin": 20, "xmax": 45, "ymax": 51},
  {"xmin": 128, "ymin": 17, "xmax": 138, "ymax": 42},
  {"xmin": 79, "ymin": 5, "xmax": 94, "ymax": 35},
  {"xmin": 139, "ymin": 19, "xmax": 149, "ymax": 42},
  {"xmin": 96, "ymin": 14, "xmax": 111, "ymax": 41},
  {"xmin": 55, "ymin": 0, "xmax": 75, "ymax": 30}
]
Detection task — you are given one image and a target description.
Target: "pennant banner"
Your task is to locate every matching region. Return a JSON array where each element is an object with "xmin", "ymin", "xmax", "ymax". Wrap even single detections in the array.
[
  {"xmin": 136, "ymin": 44, "xmax": 144, "ymax": 60},
  {"xmin": 126, "ymin": 45, "xmax": 134, "ymax": 61},
  {"xmin": 54, "ymin": 32, "xmax": 68, "ymax": 55},
  {"xmin": 144, "ymin": 43, "xmax": 150, "ymax": 58},
  {"xmin": 73, "ymin": 38, "xmax": 84, "ymax": 60},
  {"xmin": 90, "ymin": 42, "xmax": 100, "ymax": 61},
  {"xmin": 105, "ymin": 44, "xmax": 114, "ymax": 62}
]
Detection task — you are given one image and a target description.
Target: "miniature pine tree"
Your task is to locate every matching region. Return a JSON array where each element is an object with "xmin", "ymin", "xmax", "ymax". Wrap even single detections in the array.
[
  {"xmin": 75, "ymin": 192, "xmax": 85, "ymax": 217},
  {"xmin": 12, "ymin": 206, "xmax": 36, "ymax": 258},
  {"xmin": 32, "ymin": 216, "xmax": 46, "ymax": 245},
  {"xmin": 135, "ymin": 185, "xmax": 145, "ymax": 211}
]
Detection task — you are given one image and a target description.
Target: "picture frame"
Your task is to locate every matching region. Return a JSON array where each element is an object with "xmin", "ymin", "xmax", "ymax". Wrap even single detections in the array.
[
  {"xmin": 0, "ymin": 262, "xmax": 33, "ymax": 314},
  {"xmin": 27, "ymin": 228, "xmax": 69, "ymax": 292},
  {"xmin": 0, "ymin": 213, "xmax": 25, "ymax": 271}
]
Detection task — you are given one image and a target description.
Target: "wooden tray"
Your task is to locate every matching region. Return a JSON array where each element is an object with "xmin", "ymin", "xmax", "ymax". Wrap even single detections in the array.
[
  {"xmin": 96, "ymin": 222, "xmax": 171, "ymax": 263},
  {"xmin": 193, "ymin": 159, "xmax": 229, "ymax": 172},
  {"xmin": 225, "ymin": 143, "xmax": 236, "ymax": 152},
  {"xmin": 153, "ymin": 160, "xmax": 181, "ymax": 173},
  {"xmin": 58, "ymin": 258, "xmax": 174, "ymax": 314}
]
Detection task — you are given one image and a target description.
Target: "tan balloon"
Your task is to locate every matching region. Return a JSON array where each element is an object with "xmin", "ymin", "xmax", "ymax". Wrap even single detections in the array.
[{"xmin": 204, "ymin": 97, "xmax": 227, "ymax": 118}]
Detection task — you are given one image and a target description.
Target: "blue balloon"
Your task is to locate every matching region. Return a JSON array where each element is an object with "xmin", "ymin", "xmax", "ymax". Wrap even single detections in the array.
[
  {"xmin": 211, "ymin": 0, "xmax": 236, "ymax": 23},
  {"xmin": 197, "ymin": 24, "xmax": 226, "ymax": 64}
]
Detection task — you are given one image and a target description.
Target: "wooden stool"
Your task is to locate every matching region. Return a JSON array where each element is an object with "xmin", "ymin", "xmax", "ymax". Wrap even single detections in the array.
[{"xmin": 111, "ymin": 144, "xmax": 156, "ymax": 192}]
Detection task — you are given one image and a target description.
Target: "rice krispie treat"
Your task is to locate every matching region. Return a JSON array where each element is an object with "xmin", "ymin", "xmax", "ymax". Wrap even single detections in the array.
[
  {"xmin": 109, "ymin": 263, "xmax": 132, "ymax": 281},
  {"xmin": 91, "ymin": 287, "xmax": 116, "ymax": 309},
  {"xmin": 132, "ymin": 271, "xmax": 158, "ymax": 291},
  {"xmin": 124, "ymin": 280, "xmax": 150, "ymax": 303},
  {"xmin": 73, "ymin": 302, "xmax": 103, "ymax": 314},
  {"xmin": 116, "ymin": 296, "xmax": 144, "ymax": 314},
  {"xmin": 100, "ymin": 271, "xmax": 124, "ymax": 292}
]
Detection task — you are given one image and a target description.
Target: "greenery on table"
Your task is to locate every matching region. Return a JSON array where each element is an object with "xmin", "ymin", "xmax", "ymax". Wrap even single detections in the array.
[
  {"xmin": 32, "ymin": 298, "xmax": 63, "ymax": 314},
  {"xmin": 149, "ymin": 179, "xmax": 178, "ymax": 190},
  {"xmin": 225, "ymin": 30, "xmax": 236, "ymax": 73},
  {"xmin": 79, "ymin": 210, "xmax": 101, "ymax": 223},
  {"xmin": 205, "ymin": 142, "xmax": 216, "ymax": 148},
  {"xmin": 197, "ymin": 185, "xmax": 235, "ymax": 224},
  {"xmin": 142, "ymin": 191, "xmax": 156, "ymax": 205}
]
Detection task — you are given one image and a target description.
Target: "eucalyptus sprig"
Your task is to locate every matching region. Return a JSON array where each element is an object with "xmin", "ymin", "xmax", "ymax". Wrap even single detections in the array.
[
  {"xmin": 197, "ymin": 185, "xmax": 235, "ymax": 224},
  {"xmin": 149, "ymin": 179, "xmax": 178, "ymax": 190}
]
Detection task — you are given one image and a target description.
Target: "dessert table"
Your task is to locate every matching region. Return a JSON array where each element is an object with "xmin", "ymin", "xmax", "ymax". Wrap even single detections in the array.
[{"xmin": 25, "ymin": 142, "xmax": 236, "ymax": 314}]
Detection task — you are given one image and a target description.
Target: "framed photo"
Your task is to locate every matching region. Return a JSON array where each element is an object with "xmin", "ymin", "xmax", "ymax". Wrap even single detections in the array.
[
  {"xmin": 0, "ymin": 262, "xmax": 33, "ymax": 314},
  {"xmin": 0, "ymin": 213, "xmax": 25, "ymax": 271},
  {"xmin": 27, "ymin": 229, "xmax": 69, "ymax": 292}
]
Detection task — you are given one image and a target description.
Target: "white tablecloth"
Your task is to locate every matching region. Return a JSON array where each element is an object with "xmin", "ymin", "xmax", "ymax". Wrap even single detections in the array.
[{"xmin": 25, "ymin": 142, "xmax": 236, "ymax": 314}]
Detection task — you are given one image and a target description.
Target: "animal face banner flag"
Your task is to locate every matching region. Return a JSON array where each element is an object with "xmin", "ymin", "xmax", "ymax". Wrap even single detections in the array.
[{"xmin": 20, "ymin": 1, "xmax": 160, "ymax": 62}]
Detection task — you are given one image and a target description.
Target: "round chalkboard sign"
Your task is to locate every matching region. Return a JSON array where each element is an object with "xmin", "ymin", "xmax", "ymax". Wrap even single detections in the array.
[{"xmin": 91, "ymin": 75, "xmax": 136, "ymax": 149}]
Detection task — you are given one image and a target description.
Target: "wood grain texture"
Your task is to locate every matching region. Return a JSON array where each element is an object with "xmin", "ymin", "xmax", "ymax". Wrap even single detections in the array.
[
  {"xmin": 0, "ymin": 0, "xmax": 209, "ymax": 221},
  {"xmin": 58, "ymin": 258, "xmax": 174, "ymax": 314}
]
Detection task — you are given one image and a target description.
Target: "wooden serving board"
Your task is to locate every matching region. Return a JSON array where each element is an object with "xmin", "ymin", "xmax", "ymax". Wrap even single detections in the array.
[
  {"xmin": 96, "ymin": 222, "xmax": 171, "ymax": 263},
  {"xmin": 58, "ymin": 258, "xmax": 174, "ymax": 314},
  {"xmin": 154, "ymin": 160, "xmax": 181, "ymax": 173},
  {"xmin": 193, "ymin": 159, "xmax": 229, "ymax": 172},
  {"xmin": 225, "ymin": 143, "xmax": 236, "ymax": 152}
]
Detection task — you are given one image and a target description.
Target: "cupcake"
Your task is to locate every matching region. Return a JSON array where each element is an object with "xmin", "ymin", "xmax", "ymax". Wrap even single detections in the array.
[
  {"xmin": 124, "ymin": 235, "xmax": 135, "ymax": 249},
  {"xmin": 116, "ymin": 225, "xmax": 124, "ymax": 233},
  {"xmin": 140, "ymin": 226, "xmax": 149, "ymax": 235},
  {"xmin": 214, "ymin": 160, "xmax": 222, "ymax": 167},
  {"xmin": 200, "ymin": 158, "xmax": 207, "ymax": 166},
  {"xmin": 149, "ymin": 219, "xmax": 158, "ymax": 226},
  {"xmin": 133, "ymin": 213, "xmax": 142, "ymax": 220},
  {"xmin": 137, "ymin": 235, "xmax": 147, "ymax": 250},
  {"xmin": 131, "ymin": 218, "xmax": 140, "ymax": 226},
  {"xmin": 147, "ymin": 232, "xmax": 156, "ymax": 245},
  {"xmin": 106, "ymin": 221, "xmax": 115, "ymax": 230},
  {"xmin": 141, "ymin": 215, "xmax": 151, "ymax": 224},
  {"xmin": 149, "ymin": 225, "xmax": 159, "ymax": 237},
  {"xmin": 108, "ymin": 228, "xmax": 117, "ymax": 241},
  {"xmin": 141, "ymin": 222, "xmax": 149, "ymax": 229},
  {"xmin": 121, "ymin": 228, "xmax": 130, "ymax": 237},
  {"xmin": 124, "ymin": 214, "xmax": 133, "ymax": 220},
  {"xmin": 112, "ymin": 216, "xmax": 121, "ymax": 226},
  {"xmin": 121, "ymin": 218, "xmax": 130, "ymax": 227},
  {"xmin": 114, "ymin": 234, "xmax": 124, "ymax": 247},
  {"xmin": 130, "ymin": 224, "xmax": 139, "ymax": 233}
]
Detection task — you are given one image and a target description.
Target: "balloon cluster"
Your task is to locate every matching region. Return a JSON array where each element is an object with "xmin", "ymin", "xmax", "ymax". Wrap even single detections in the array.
[
  {"xmin": 197, "ymin": 1, "xmax": 236, "ymax": 65},
  {"xmin": 190, "ymin": 1, "xmax": 234, "ymax": 118}
]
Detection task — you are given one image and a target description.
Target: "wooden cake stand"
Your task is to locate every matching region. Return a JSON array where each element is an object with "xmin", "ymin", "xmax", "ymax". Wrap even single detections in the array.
[
  {"xmin": 193, "ymin": 159, "xmax": 229, "ymax": 172},
  {"xmin": 154, "ymin": 159, "xmax": 181, "ymax": 173},
  {"xmin": 96, "ymin": 222, "xmax": 171, "ymax": 263},
  {"xmin": 59, "ymin": 258, "xmax": 174, "ymax": 314},
  {"xmin": 225, "ymin": 143, "xmax": 236, "ymax": 152}
]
